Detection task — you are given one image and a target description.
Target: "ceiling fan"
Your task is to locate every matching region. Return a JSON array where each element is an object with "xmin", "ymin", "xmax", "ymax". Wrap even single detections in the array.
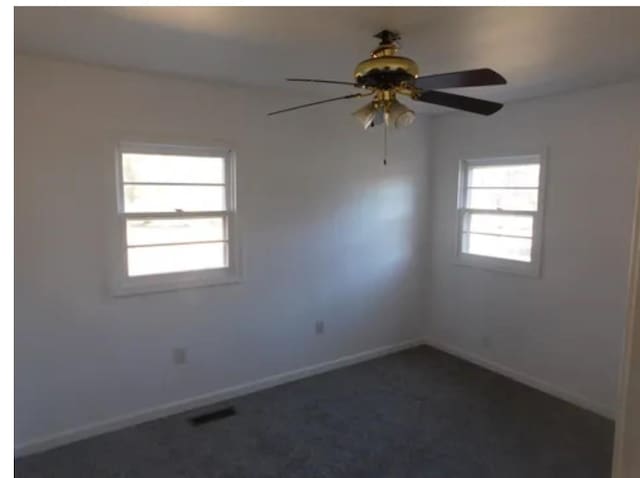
[{"xmin": 268, "ymin": 30, "xmax": 507, "ymax": 129}]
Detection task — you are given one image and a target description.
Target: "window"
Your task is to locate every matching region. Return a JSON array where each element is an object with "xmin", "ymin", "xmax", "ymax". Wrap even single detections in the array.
[
  {"xmin": 114, "ymin": 142, "xmax": 239, "ymax": 295},
  {"xmin": 456, "ymin": 155, "xmax": 545, "ymax": 276}
]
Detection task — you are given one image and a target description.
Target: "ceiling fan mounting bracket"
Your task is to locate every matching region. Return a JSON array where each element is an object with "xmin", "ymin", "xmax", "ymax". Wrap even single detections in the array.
[{"xmin": 374, "ymin": 30, "xmax": 401, "ymax": 46}]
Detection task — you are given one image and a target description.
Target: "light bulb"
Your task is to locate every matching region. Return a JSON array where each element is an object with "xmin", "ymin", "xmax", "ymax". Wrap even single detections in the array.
[
  {"xmin": 352, "ymin": 102, "xmax": 378, "ymax": 129},
  {"xmin": 385, "ymin": 100, "xmax": 416, "ymax": 128}
]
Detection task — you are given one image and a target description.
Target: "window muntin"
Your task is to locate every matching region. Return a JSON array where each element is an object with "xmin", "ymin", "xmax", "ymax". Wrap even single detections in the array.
[
  {"xmin": 457, "ymin": 156, "xmax": 544, "ymax": 274},
  {"xmin": 115, "ymin": 143, "xmax": 237, "ymax": 292}
]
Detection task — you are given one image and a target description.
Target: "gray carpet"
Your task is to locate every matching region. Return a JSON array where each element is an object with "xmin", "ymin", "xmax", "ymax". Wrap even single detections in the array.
[{"xmin": 15, "ymin": 346, "xmax": 614, "ymax": 477}]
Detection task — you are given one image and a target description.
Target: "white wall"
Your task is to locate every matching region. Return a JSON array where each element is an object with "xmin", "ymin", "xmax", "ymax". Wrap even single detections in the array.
[
  {"xmin": 14, "ymin": 55, "xmax": 430, "ymax": 451},
  {"xmin": 17, "ymin": 52, "xmax": 638, "ymax": 457},
  {"xmin": 427, "ymin": 81, "xmax": 640, "ymax": 417},
  {"xmin": 613, "ymin": 170, "xmax": 640, "ymax": 478}
]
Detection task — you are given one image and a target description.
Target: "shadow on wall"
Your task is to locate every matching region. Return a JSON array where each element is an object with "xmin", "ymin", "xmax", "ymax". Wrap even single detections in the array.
[{"xmin": 287, "ymin": 177, "xmax": 420, "ymax": 357}]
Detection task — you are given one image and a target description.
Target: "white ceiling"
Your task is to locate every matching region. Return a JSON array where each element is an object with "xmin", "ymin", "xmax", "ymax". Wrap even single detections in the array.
[{"xmin": 14, "ymin": 7, "xmax": 640, "ymax": 114}]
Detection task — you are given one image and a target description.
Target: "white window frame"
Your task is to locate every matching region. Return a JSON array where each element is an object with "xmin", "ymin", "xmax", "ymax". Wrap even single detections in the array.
[
  {"xmin": 455, "ymin": 154, "xmax": 546, "ymax": 277},
  {"xmin": 112, "ymin": 141, "xmax": 240, "ymax": 296}
]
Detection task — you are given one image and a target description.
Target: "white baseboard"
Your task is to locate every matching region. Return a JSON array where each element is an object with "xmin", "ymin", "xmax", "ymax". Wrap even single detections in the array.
[
  {"xmin": 15, "ymin": 338, "xmax": 423, "ymax": 457},
  {"xmin": 16, "ymin": 335, "xmax": 613, "ymax": 457},
  {"xmin": 421, "ymin": 335, "xmax": 614, "ymax": 419}
]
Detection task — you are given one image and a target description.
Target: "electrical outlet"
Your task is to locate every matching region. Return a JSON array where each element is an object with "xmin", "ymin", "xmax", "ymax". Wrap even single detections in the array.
[
  {"xmin": 172, "ymin": 347, "xmax": 187, "ymax": 365},
  {"xmin": 315, "ymin": 320, "xmax": 325, "ymax": 335}
]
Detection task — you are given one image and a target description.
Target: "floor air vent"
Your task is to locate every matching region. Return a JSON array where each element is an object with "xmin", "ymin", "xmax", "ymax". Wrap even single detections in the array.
[{"xmin": 189, "ymin": 406, "xmax": 236, "ymax": 426}]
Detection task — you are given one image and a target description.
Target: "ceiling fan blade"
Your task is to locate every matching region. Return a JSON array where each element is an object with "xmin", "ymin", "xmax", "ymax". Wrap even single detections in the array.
[
  {"xmin": 414, "ymin": 90, "xmax": 503, "ymax": 115},
  {"xmin": 286, "ymin": 78, "xmax": 359, "ymax": 87},
  {"xmin": 268, "ymin": 93, "xmax": 363, "ymax": 116},
  {"xmin": 414, "ymin": 68, "xmax": 506, "ymax": 90}
]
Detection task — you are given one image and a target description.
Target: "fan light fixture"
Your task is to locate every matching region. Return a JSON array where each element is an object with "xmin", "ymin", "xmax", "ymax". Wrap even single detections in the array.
[
  {"xmin": 385, "ymin": 99, "xmax": 416, "ymax": 128},
  {"xmin": 352, "ymin": 100, "xmax": 415, "ymax": 130},
  {"xmin": 352, "ymin": 102, "xmax": 378, "ymax": 129}
]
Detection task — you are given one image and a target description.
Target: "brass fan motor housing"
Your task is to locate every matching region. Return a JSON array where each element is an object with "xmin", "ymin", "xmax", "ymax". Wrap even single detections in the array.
[
  {"xmin": 354, "ymin": 56, "xmax": 419, "ymax": 81},
  {"xmin": 354, "ymin": 33, "xmax": 419, "ymax": 90}
]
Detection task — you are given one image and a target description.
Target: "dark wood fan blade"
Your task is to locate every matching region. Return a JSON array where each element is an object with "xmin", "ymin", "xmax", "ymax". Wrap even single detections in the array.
[
  {"xmin": 414, "ymin": 68, "xmax": 506, "ymax": 90},
  {"xmin": 414, "ymin": 90, "xmax": 503, "ymax": 115},
  {"xmin": 286, "ymin": 78, "xmax": 359, "ymax": 87},
  {"xmin": 268, "ymin": 93, "xmax": 363, "ymax": 116}
]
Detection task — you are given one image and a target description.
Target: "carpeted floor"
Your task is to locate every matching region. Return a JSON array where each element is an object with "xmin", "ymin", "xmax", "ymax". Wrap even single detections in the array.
[{"xmin": 15, "ymin": 346, "xmax": 614, "ymax": 477}]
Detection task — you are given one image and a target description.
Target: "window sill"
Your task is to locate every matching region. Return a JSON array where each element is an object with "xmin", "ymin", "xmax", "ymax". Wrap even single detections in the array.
[
  {"xmin": 111, "ymin": 269, "xmax": 241, "ymax": 297},
  {"xmin": 454, "ymin": 252, "xmax": 541, "ymax": 278}
]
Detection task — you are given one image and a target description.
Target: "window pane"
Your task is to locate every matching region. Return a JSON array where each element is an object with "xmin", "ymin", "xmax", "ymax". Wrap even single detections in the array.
[
  {"xmin": 123, "ymin": 185, "xmax": 226, "ymax": 212},
  {"xmin": 463, "ymin": 233, "xmax": 532, "ymax": 262},
  {"xmin": 127, "ymin": 242, "xmax": 227, "ymax": 276},
  {"xmin": 466, "ymin": 213, "xmax": 533, "ymax": 238},
  {"xmin": 467, "ymin": 188, "xmax": 538, "ymax": 211},
  {"xmin": 126, "ymin": 218, "xmax": 225, "ymax": 246},
  {"xmin": 468, "ymin": 163, "xmax": 540, "ymax": 188},
  {"xmin": 122, "ymin": 153, "xmax": 225, "ymax": 184}
]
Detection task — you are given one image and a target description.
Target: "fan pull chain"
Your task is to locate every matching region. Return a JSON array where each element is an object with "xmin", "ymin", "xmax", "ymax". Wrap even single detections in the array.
[{"xmin": 383, "ymin": 121, "xmax": 388, "ymax": 166}]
